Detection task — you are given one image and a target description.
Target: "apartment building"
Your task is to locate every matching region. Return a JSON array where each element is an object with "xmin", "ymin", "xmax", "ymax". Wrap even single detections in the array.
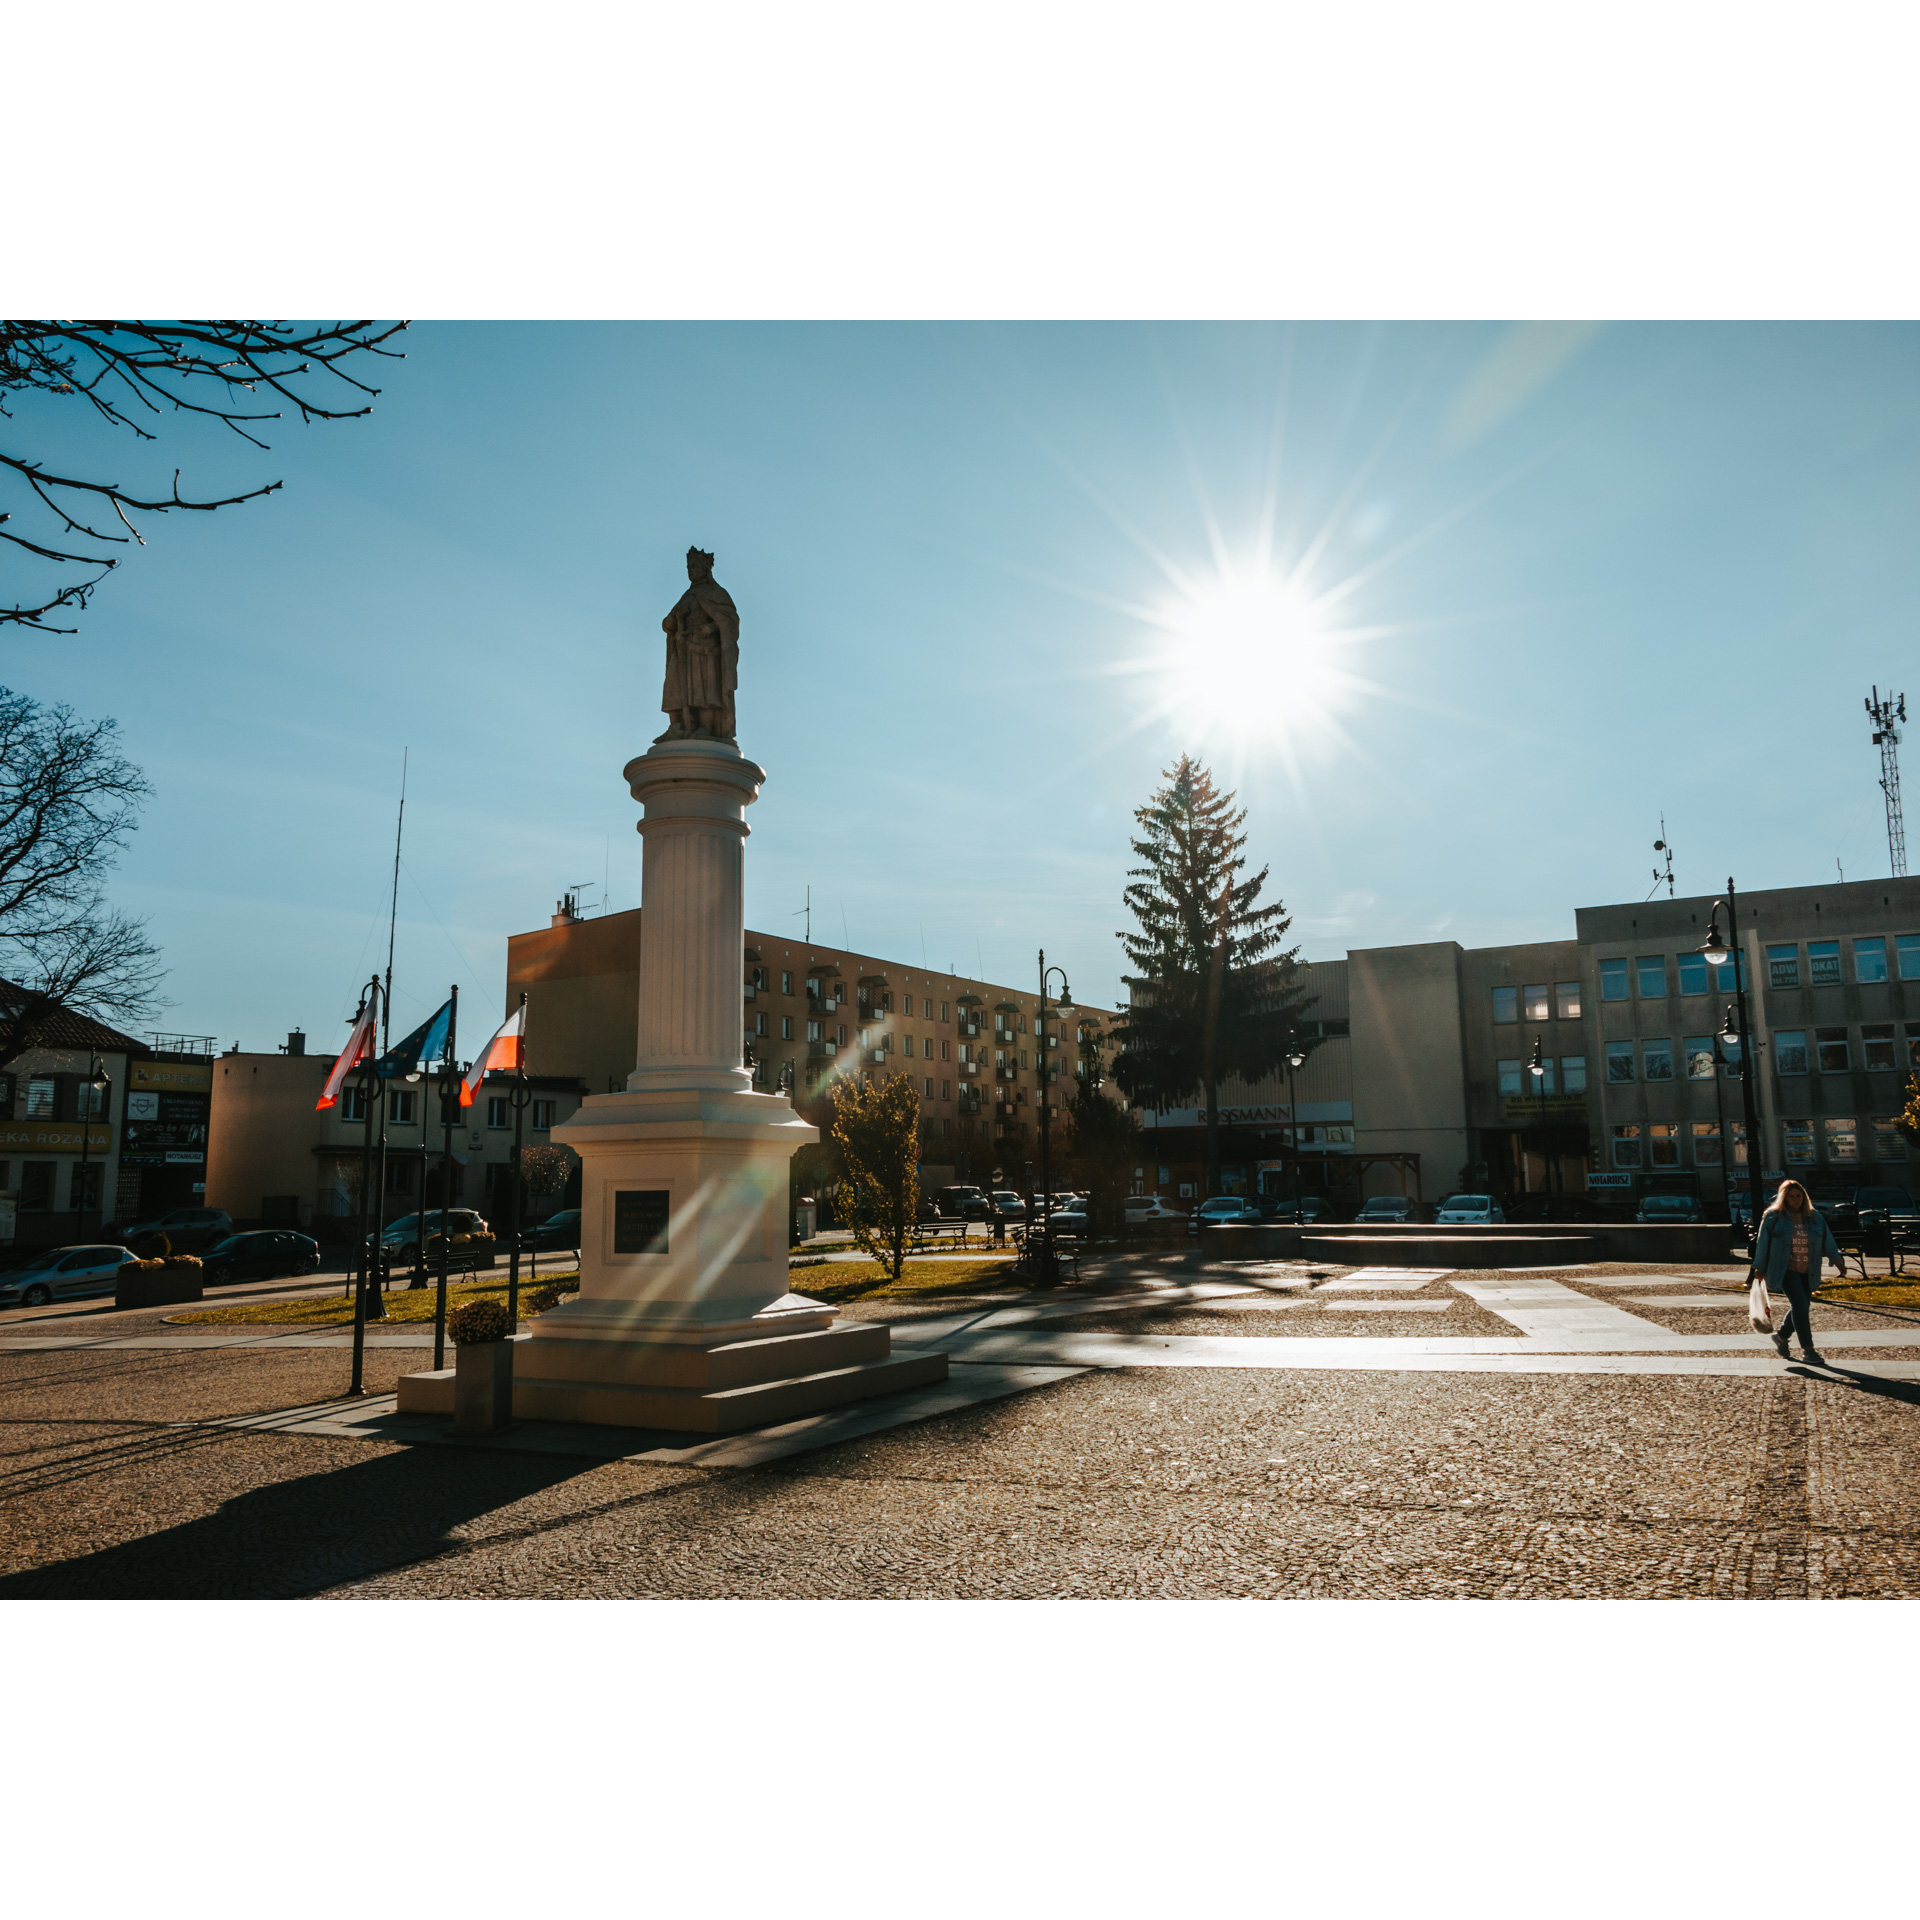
[
  {"xmin": 506, "ymin": 900, "xmax": 1121, "ymax": 1186},
  {"xmin": 1137, "ymin": 875, "xmax": 1920, "ymax": 1210}
]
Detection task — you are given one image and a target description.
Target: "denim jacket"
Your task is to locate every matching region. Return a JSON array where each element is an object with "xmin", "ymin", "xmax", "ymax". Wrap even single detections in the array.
[{"xmin": 1752, "ymin": 1208, "xmax": 1844, "ymax": 1287}]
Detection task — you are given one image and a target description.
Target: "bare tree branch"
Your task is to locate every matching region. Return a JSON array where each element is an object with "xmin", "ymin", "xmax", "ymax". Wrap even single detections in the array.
[{"xmin": 0, "ymin": 321, "xmax": 408, "ymax": 631}]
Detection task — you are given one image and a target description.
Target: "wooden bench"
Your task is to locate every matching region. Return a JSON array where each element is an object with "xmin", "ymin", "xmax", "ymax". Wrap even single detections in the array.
[{"xmin": 909, "ymin": 1219, "xmax": 976, "ymax": 1252}]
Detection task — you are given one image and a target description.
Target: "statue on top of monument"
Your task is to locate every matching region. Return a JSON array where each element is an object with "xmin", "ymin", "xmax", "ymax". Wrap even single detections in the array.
[{"xmin": 655, "ymin": 546, "xmax": 739, "ymax": 745}]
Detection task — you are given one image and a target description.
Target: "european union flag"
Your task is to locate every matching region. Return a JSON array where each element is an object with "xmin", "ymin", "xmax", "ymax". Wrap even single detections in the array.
[{"xmin": 375, "ymin": 999, "xmax": 453, "ymax": 1079}]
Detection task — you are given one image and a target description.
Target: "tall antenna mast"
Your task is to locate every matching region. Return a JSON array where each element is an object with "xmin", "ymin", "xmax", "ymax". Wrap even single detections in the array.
[
  {"xmin": 792, "ymin": 883, "xmax": 811, "ymax": 945},
  {"xmin": 384, "ymin": 747, "xmax": 408, "ymax": 1049},
  {"xmin": 1648, "ymin": 817, "xmax": 1675, "ymax": 900},
  {"xmin": 1867, "ymin": 686, "xmax": 1907, "ymax": 877}
]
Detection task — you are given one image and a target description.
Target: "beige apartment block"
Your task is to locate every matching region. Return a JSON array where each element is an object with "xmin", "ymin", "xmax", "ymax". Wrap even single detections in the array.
[
  {"xmin": 205, "ymin": 1046, "xmax": 588, "ymax": 1232},
  {"xmin": 507, "ymin": 900, "xmax": 1120, "ymax": 1188}
]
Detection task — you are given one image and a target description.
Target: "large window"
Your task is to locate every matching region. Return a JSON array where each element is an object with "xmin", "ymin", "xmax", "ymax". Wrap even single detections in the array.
[
  {"xmin": 1648, "ymin": 1122, "xmax": 1680, "ymax": 1167},
  {"xmin": 1824, "ymin": 1116, "xmax": 1860, "ymax": 1163},
  {"xmin": 24, "ymin": 1077, "xmax": 55, "ymax": 1118},
  {"xmin": 1767, "ymin": 943, "xmax": 1800, "ymax": 989},
  {"xmin": 1555, "ymin": 980, "xmax": 1581, "ymax": 1018},
  {"xmin": 1677, "ymin": 952, "xmax": 1708, "ymax": 995},
  {"xmin": 1493, "ymin": 986, "xmax": 1518, "ymax": 1024},
  {"xmin": 1611, "ymin": 1124, "xmax": 1643, "ymax": 1168},
  {"xmin": 1908, "ymin": 1023, "xmax": 1920, "ymax": 1069},
  {"xmin": 1497, "ymin": 1060, "xmax": 1524, "ymax": 1096},
  {"xmin": 1783, "ymin": 1120, "xmax": 1816, "ymax": 1165},
  {"xmin": 389, "ymin": 1090, "xmax": 416, "ymax": 1125},
  {"xmin": 1873, "ymin": 1118, "xmax": 1908, "ymax": 1161},
  {"xmin": 1642, "ymin": 1039, "xmax": 1674, "ymax": 1081},
  {"xmin": 1899, "ymin": 935, "xmax": 1920, "ymax": 982},
  {"xmin": 1561, "ymin": 1055, "xmax": 1588, "ymax": 1093},
  {"xmin": 486, "ymin": 1096, "xmax": 509, "ymax": 1129},
  {"xmin": 1774, "ymin": 1030, "xmax": 1808, "ymax": 1075},
  {"xmin": 1636, "ymin": 955, "xmax": 1668, "ymax": 998},
  {"xmin": 1523, "ymin": 984, "xmax": 1550, "ymax": 1021},
  {"xmin": 1600, "ymin": 959, "xmax": 1629, "ymax": 1002},
  {"xmin": 1862, "ymin": 1024, "xmax": 1897, "ymax": 1071},
  {"xmin": 1808, "ymin": 940, "xmax": 1841, "ymax": 986},
  {"xmin": 781, "ymin": 1016, "xmax": 793, "ymax": 1041},
  {"xmin": 1713, "ymin": 953, "xmax": 1745, "ymax": 991},
  {"xmin": 1684, "ymin": 1036, "xmax": 1716, "ymax": 1080},
  {"xmin": 20, "ymin": 1162, "xmax": 55, "ymax": 1210},
  {"xmin": 1606, "ymin": 1042, "xmax": 1635, "ymax": 1084},
  {"xmin": 1692, "ymin": 1121, "xmax": 1724, "ymax": 1166},
  {"xmin": 342, "ymin": 1086, "xmax": 368, "ymax": 1122},
  {"xmin": 532, "ymin": 1100, "xmax": 554, "ymax": 1130},
  {"xmin": 1854, "ymin": 937, "xmax": 1890, "ymax": 984},
  {"xmin": 1816, "ymin": 1027, "xmax": 1850, "ymax": 1073}
]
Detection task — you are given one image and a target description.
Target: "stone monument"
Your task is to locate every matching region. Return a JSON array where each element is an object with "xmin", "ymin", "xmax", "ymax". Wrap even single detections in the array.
[{"xmin": 402, "ymin": 550, "xmax": 946, "ymax": 1433}]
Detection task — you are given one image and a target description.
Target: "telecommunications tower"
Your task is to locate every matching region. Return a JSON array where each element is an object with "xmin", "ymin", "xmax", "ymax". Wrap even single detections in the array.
[{"xmin": 1866, "ymin": 686, "xmax": 1908, "ymax": 878}]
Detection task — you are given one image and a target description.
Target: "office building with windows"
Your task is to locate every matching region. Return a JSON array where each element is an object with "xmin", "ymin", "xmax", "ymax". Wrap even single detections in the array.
[{"xmin": 1136, "ymin": 875, "xmax": 1920, "ymax": 1210}]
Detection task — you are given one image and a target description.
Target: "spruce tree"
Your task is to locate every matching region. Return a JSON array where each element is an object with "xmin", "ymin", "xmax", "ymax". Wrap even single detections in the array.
[{"xmin": 1112, "ymin": 755, "xmax": 1313, "ymax": 1197}]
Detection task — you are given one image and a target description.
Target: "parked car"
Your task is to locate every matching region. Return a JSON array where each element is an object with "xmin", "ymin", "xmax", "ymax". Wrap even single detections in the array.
[
  {"xmin": 1262, "ymin": 1193, "xmax": 1327, "ymax": 1224},
  {"xmin": 935, "ymin": 1186, "xmax": 990, "ymax": 1222},
  {"xmin": 1, "ymin": 1244, "xmax": 130, "ymax": 1309},
  {"xmin": 1049, "ymin": 1202, "xmax": 1091, "ymax": 1239},
  {"xmin": 200, "ymin": 1231, "xmax": 322, "ymax": 1286},
  {"xmin": 1189, "ymin": 1195, "xmax": 1262, "ymax": 1234},
  {"xmin": 109, "ymin": 1205, "xmax": 232, "ymax": 1254},
  {"xmin": 1852, "ymin": 1186, "xmax": 1918, "ymax": 1232},
  {"xmin": 989, "ymin": 1191, "xmax": 1031, "ymax": 1226},
  {"xmin": 516, "ymin": 1208, "xmax": 581, "ymax": 1254},
  {"xmin": 1635, "ymin": 1194, "xmax": 1703, "ymax": 1224},
  {"xmin": 1355, "ymin": 1195, "xmax": 1414, "ymax": 1223},
  {"xmin": 371, "ymin": 1208, "xmax": 498, "ymax": 1266},
  {"xmin": 1434, "ymin": 1194, "xmax": 1506, "ymax": 1224},
  {"xmin": 1122, "ymin": 1196, "xmax": 1186, "ymax": 1229}
]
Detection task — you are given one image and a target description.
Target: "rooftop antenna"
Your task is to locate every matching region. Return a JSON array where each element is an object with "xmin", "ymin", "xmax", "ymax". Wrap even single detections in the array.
[
  {"xmin": 792, "ymin": 883, "xmax": 811, "ymax": 945},
  {"xmin": 1866, "ymin": 685, "xmax": 1908, "ymax": 877},
  {"xmin": 1647, "ymin": 818, "xmax": 1675, "ymax": 900},
  {"xmin": 570, "ymin": 880, "xmax": 596, "ymax": 918},
  {"xmin": 383, "ymin": 747, "xmax": 408, "ymax": 1050}
]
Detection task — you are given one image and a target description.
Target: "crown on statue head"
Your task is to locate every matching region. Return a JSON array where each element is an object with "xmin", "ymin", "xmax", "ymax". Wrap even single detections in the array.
[{"xmin": 687, "ymin": 545, "xmax": 715, "ymax": 569}]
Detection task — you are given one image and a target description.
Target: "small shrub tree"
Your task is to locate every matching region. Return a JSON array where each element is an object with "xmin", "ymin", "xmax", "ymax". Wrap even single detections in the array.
[
  {"xmin": 1064, "ymin": 1087, "xmax": 1143, "ymax": 1242},
  {"xmin": 519, "ymin": 1143, "xmax": 576, "ymax": 1218},
  {"xmin": 831, "ymin": 1073, "xmax": 922, "ymax": 1282}
]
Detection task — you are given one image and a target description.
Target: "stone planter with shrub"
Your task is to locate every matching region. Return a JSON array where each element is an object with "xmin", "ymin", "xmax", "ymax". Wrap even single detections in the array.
[
  {"xmin": 449, "ymin": 1297, "xmax": 515, "ymax": 1435},
  {"xmin": 115, "ymin": 1256, "xmax": 205, "ymax": 1310}
]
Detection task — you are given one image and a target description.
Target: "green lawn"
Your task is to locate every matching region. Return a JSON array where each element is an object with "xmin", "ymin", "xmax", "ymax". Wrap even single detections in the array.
[
  {"xmin": 173, "ymin": 1271, "xmax": 581, "ymax": 1328},
  {"xmin": 1816, "ymin": 1280, "xmax": 1920, "ymax": 1313},
  {"xmin": 786, "ymin": 1257, "xmax": 1022, "ymax": 1305}
]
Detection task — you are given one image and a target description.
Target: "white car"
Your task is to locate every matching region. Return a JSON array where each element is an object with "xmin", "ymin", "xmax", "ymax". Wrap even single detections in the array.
[
  {"xmin": 1189, "ymin": 1196, "xmax": 1262, "ymax": 1233},
  {"xmin": 1, "ymin": 1244, "xmax": 129, "ymax": 1309},
  {"xmin": 1123, "ymin": 1197, "xmax": 1186, "ymax": 1227},
  {"xmin": 1434, "ymin": 1195, "xmax": 1506, "ymax": 1224}
]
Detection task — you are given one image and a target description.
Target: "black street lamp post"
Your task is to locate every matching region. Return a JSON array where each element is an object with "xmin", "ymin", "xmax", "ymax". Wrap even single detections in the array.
[
  {"xmin": 74, "ymin": 1053, "xmax": 109, "ymax": 1234},
  {"xmin": 348, "ymin": 976, "xmax": 382, "ymax": 1397},
  {"xmin": 1528, "ymin": 1039, "xmax": 1553, "ymax": 1201},
  {"xmin": 507, "ymin": 1061, "xmax": 534, "ymax": 1327},
  {"xmin": 1284, "ymin": 1046, "xmax": 1306, "ymax": 1218},
  {"xmin": 1702, "ymin": 882, "xmax": 1767, "ymax": 1240},
  {"xmin": 1034, "ymin": 948, "xmax": 1072, "ymax": 1286}
]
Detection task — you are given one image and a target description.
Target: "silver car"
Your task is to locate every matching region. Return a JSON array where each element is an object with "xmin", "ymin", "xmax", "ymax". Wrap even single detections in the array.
[{"xmin": 1, "ymin": 1244, "xmax": 129, "ymax": 1309}]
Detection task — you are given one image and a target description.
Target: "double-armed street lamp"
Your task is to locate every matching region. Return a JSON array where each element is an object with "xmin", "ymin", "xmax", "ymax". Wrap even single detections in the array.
[
  {"xmin": 1034, "ymin": 948, "xmax": 1073, "ymax": 1284},
  {"xmin": 1283, "ymin": 1044, "xmax": 1307, "ymax": 1218},
  {"xmin": 1701, "ymin": 881, "xmax": 1767, "ymax": 1238}
]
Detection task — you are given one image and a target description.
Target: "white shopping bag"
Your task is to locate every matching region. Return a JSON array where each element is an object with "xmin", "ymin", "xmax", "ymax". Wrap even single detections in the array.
[{"xmin": 1748, "ymin": 1273, "xmax": 1773, "ymax": 1333}]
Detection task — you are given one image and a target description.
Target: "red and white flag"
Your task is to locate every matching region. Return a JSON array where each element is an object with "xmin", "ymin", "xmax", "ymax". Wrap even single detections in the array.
[
  {"xmin": 460, "ymin": 1002, "xmax": 526, "ymax": 1106},
  {"xmin": 317, "ymin": 1000, "xmax": 377, "ymax": 1111}
]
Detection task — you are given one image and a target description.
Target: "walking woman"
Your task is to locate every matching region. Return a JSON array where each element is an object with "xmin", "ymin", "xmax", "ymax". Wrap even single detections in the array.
[{"xmin": 1750, "ymin": 1179, "xmax": 1842, "ymax": 1365}]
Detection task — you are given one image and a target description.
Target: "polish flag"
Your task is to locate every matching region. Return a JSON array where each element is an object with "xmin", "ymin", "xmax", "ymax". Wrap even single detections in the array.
[
  {"xmin": 460, "ymin": 1002, "xmax": 526, "ymax": 1106},
  {"xmin": 317, "ymin": 1000, "xmax": 377, "ymax": 1111}
]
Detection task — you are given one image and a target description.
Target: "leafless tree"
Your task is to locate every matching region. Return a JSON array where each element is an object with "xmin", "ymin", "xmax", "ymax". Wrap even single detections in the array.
[
  {"xmin": 0, "ymin": 686, "xmax": 164, "ymax": 1065},
  {"xmin": 1, "ymin": 321, "xmax": 408, "ymax": 632}
]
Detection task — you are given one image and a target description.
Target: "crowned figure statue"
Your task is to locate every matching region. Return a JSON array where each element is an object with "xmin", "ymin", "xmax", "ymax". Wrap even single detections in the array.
[{"xmin": 656, "ymin": 546, "xmax": 739, "ymax": 744}]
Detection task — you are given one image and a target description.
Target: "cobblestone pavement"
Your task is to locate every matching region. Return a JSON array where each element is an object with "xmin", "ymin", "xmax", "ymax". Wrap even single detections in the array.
[{"xmin": 2, "ymin": 1315, "xmax": 1918, "ymax": 1597}]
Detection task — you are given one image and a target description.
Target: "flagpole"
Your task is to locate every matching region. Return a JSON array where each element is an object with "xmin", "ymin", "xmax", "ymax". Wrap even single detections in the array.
[
  {"xmin": 367, "ymin": 1029, "xmax": 391, "ymax": 1325},
  {"xmin": 349, "ymin": 976, "xmax": 378, "ymax": 1397},
  {"xmin": 508, "ymin": 991, "xmax": 530, "ymax": 1330},
  {"xmin": 433, "ymin": 984, "xmax": 457, "ymax": 1371}
]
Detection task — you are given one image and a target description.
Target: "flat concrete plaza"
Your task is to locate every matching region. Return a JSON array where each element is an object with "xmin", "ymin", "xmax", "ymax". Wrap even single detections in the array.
[{"xmin": 3, "ymin": 1253, "xmax": 1919, "ymax": 1599}]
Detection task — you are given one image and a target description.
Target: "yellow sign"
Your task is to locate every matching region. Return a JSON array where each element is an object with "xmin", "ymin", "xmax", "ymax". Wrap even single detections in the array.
[
  {"xmin": 130, "ymin": 1059, "xmax": 213, "ymax": 1093},
  {"xmin": 0, "ymin": 1122, "xmax": 112, "ymax": 1155},
  {"xmin": 1500, "ymin": 1094, "xmax": 1590, "ymax": 1122}
]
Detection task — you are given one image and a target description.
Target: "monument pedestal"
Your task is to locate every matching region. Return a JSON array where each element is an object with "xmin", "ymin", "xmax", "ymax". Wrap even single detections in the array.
[{"xmin": 395, "ymin": 728, "xmax": 948, "ymax": 1433}]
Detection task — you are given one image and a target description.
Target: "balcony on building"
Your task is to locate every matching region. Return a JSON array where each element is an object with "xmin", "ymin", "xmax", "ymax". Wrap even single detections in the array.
[
  {"xmin": 956, "ymin": 991, "xmax": 984, "ymax": 1038},
  {"xmin": 806, "ymin": 1037, "xmax": 838, "ymax": 1062}
]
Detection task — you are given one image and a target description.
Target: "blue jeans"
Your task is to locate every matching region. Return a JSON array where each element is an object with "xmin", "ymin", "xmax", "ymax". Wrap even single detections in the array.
[{"xmin": 1772, "ymin": 1268, "xmax": 1817, "ymax": 1353}]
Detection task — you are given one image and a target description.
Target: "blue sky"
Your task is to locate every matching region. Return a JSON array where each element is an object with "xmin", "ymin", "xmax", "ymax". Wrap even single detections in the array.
[{"xmin": 11, "ymin": 321, "xmax": 1920, "ymax": 1056}]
